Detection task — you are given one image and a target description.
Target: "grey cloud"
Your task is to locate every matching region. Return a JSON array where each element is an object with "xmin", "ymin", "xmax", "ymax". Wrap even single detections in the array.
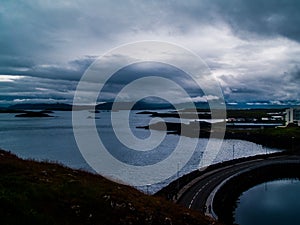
[
  {"xmin": 1, "ymin": 0, "xmax": 300, "ymax": 105},
  {"xmin": 98, "ymin": 62, "xmax": 205, "ymax": 102},
  {"xmin": 0, "ymin": 56, "xmax": 95, "ymax": 81},
  {"xmin": 0, "ymin": 56, "xmax": 35, "ymax": 69},
  {"xmin": 288, "ymin": 66, "xmax": 300, "ymax": 81},
  {"xmin": 212, "ymin": 0, "xmax": 300, "ymax": 42},
  {"xmin": 135, "ymin": 0, "xmax": 300, "ymax": 42},
  {"xmin": 0, "ymin": 75, "xmax": 77, "ymax": 104},
  {"xmin": 219, "ymin": 66, "xmax": 300, "ymax": 103}
]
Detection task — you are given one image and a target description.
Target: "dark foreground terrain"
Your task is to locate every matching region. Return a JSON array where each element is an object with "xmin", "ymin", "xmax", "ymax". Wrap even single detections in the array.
[{"xmin": 0, "ymin": 149, "xmax": 219, "ymax": 225}]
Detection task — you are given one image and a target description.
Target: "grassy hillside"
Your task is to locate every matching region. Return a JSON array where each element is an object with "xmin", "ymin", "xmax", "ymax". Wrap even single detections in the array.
[{"xmin": 0, "ymin": 149, "xmax": 218, "ymax": 225}]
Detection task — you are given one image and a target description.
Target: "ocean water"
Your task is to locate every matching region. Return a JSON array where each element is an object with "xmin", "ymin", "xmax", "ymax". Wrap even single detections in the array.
[{"xmin": 0, "ymin": 110, "xmax": 280, "ymax": 193}]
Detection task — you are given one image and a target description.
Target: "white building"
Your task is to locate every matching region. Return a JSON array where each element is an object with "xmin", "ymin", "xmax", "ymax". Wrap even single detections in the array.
[{"xmin": 285, "ymin": 107, "xmax": 300, "ymax": 126}]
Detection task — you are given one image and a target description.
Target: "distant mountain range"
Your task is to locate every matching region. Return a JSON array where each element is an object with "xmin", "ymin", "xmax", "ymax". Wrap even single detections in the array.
[
  {"xmin": 1, "ymin": 101, "xmax": 298, "ymax": 111},
  {"xmin": 7, "ymin": 103, "xmax": 73, "ymax": 111}
]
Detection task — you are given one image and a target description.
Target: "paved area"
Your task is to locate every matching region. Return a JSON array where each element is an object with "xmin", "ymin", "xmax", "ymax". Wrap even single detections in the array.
[{"xmin": 176, "ymin": 154, "xmax": 300, "ymax": 219}]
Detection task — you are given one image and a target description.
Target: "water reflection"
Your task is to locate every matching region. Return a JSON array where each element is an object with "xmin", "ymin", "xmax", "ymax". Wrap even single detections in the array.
[
  {"xmin": 0, "ymin": 111, "xmax": 281, "ymax": 193},
  {"xmin": 234, "ymin": 179, "xmax": 300, "ymax": 225}
]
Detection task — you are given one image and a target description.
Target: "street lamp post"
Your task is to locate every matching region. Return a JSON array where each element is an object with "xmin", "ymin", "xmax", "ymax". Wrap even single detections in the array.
[
  {"xmin": 177, "ymin": 163, "xmax": 180, "ymax": 190},
  {"xmin": 146, "ymin": 184, "xmax": 150, "ymax": 195}
]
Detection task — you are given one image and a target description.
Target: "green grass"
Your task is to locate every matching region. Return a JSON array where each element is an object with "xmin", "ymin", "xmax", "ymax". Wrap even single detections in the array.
[
  {"xmin": 225, "ymin": 125, "xmax": 300, "ymax": 152},
  {"xmin": 0, "ymin": 150, "xmax": 218, "ymax": 225},
  {"xmin": 261, "ymin": 126, "xmax": 300, "ymax": 137},
  {"xmin": 226, "ymin": 109, "xmax": 283, "ymax": 119}
]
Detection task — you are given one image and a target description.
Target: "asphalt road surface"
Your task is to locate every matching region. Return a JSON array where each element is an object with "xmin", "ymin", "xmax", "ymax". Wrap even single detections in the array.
[{"xmin": 176, "ymin": 154, "xmax": 300, "ymax": 218}]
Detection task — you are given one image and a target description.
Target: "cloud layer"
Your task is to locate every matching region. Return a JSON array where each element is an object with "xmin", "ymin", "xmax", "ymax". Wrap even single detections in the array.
[{"xmin": 0, "ymin": 0, "xmax": 300, "ymax": 105}]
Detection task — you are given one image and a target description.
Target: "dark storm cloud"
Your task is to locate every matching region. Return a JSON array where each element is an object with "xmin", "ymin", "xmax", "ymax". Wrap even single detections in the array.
[
  {"xmin": 0, "ymin": 56, "xmax": 95, "ymax": 81},
  {"xmin": 214, "ymin": 0, "xmax": 300, "ymax": 42},
  {"xmin": 0, "ymin": 0, "xmax": 300, "ymax": 105},
  {"xmin": 133, "ymin": 0, "xmax": 300, "ymax": 43},
  {"xmin": 92, "ymin": 62, "xmax": 206, "ymax": 103},
  {"xmin": 164, "ymin": 0, "xmax": 300, "ymax": 42},
  {"xmin": 220, "ymin": 74, "xmax": 276, "ymax": 102},
  {"xmin": 28, "ymin": 56, "xmax": 96, "ymax": 81},
  {"xmin": 0, "ymin": 1, "xmax": 99, "ymax": 81}
]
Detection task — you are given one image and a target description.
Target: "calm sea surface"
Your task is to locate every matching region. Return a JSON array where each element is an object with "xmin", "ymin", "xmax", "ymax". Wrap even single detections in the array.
[
  {"xmin": 234, "ymin": 179, "xmax": 300, "ymax": 225},
  {"xmin": 0, "ymin": 110, "xmax": 280, "ymax": 193}
]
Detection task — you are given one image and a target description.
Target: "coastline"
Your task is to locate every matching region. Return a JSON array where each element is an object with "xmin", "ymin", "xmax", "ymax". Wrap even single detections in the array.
[
  {"xmin": 139, "ymin": 122, "xmax": 300, "ymax": 152},
  {"xmin": 155, "ymin": 123, "xmax": 300, "ymax": 224}
]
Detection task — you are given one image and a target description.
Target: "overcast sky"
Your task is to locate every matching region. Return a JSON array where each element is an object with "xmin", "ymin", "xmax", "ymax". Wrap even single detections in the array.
[{"xmin": 1, "ymin": 0, "xmax": 300, "ymax": 106}]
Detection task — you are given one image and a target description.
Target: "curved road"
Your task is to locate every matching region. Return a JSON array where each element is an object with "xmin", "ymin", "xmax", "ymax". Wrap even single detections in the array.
[{"xmin": 176, "ymin": 154, "xmax": 300, "ymax": 219}]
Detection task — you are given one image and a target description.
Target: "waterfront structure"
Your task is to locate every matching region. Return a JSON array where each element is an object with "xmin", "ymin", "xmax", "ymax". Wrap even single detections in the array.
[{"xmin": 285, "ymin": 107, "xmax": 300, "ymax": 126}]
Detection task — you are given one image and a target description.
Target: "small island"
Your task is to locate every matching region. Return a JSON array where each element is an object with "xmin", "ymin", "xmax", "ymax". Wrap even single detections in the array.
[{"xmin": 15, "ymin": 111, "xmax": 54, "ymax": 118}]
